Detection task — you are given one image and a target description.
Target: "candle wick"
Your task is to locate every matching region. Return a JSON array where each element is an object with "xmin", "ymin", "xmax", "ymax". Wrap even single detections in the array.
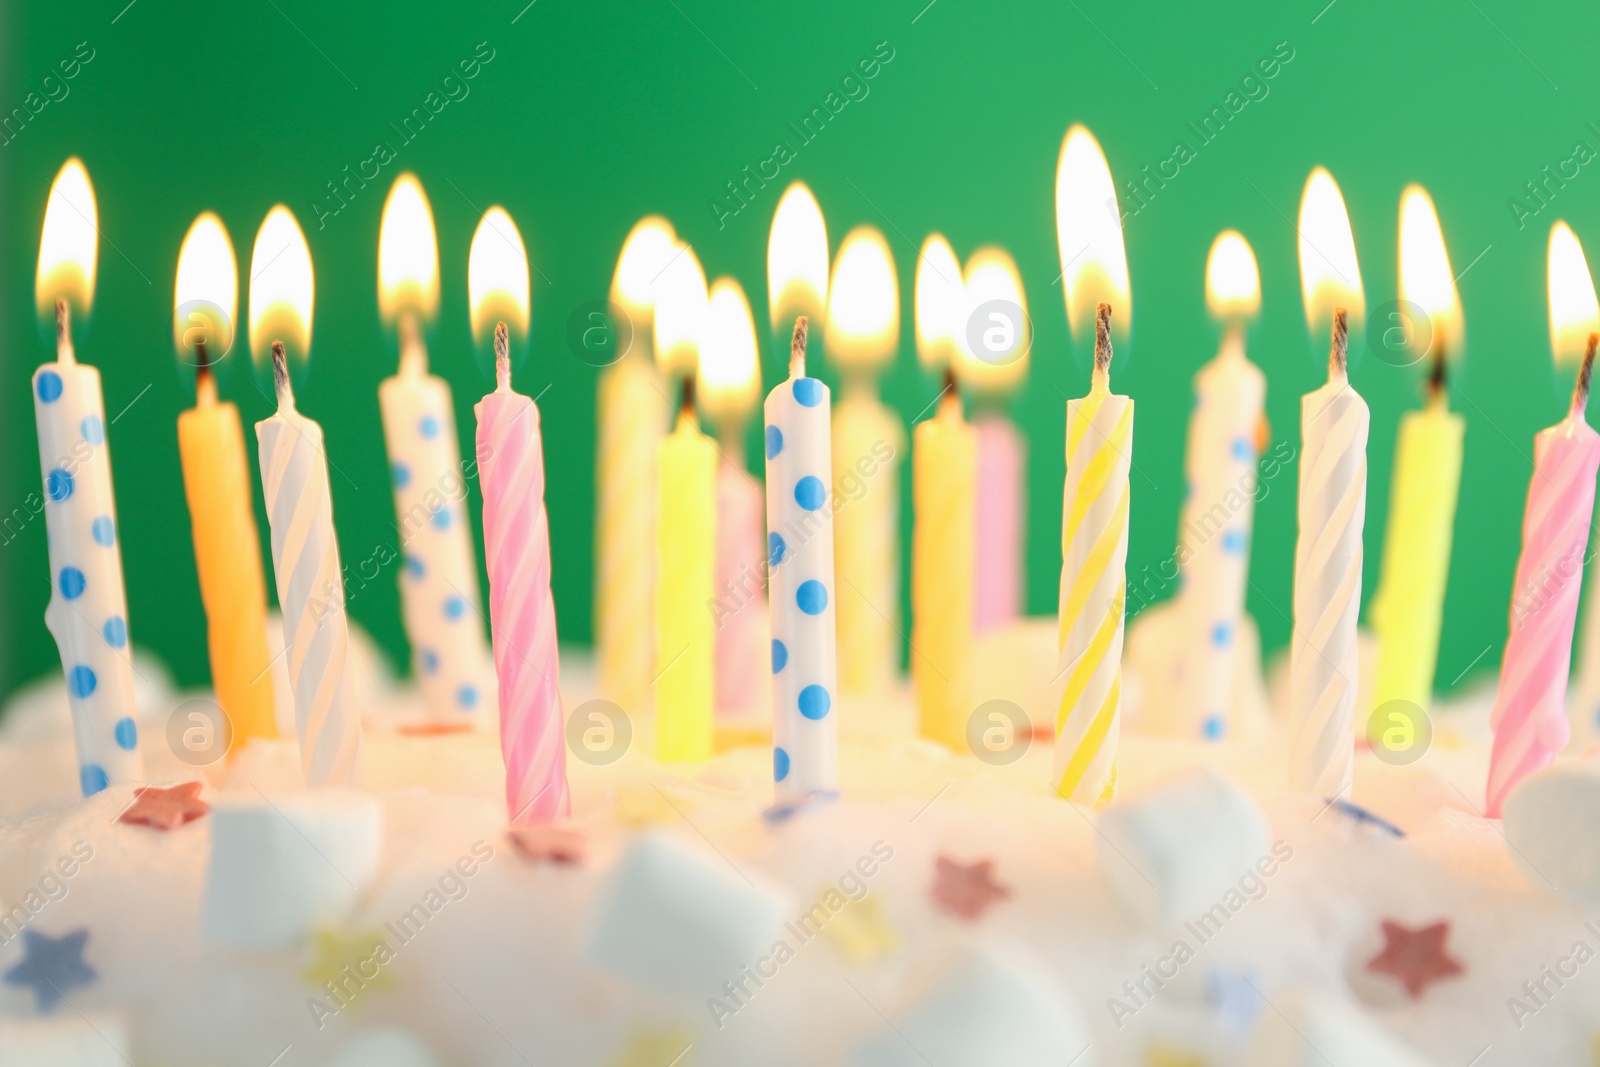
[
  {"xmin": 55, "ymin": 299, "xmax": 76, "ymax": 366},
  {"xmin": 399, "ymin": 313, "xmax": 427, "ymax": 377},
  {"xmin": 494, "ymin": 321, "xmax": 510, "ymax": 390},
  {"xmin": 271, "ymin": 340, "xmax": 295, "ymax": 411},
  {"xmin": 1328, "ymin": 308, "xmax": 1349, "ymax": 383},
  {"xmin": 1573, "ymin": 334, "xmax": 1597, "ymax": 416},
  {"xmin": 1427, "ymin": 340, "xmax": 1447, "ymax": 405},
  {"xmin": 195, "ymin": 338, "xmax": 217, "ymax": 407},
  {"xmin": 941, "ymin": 367, "xmax": 961, "ymax": 417},
  {"xmin": 1092, "ymin": 302, "xmax": 1113, "ymax": 389},
  {"xmin": 680, "ymin": 373, "xmax": 697, "ymax": 419},
  {"xmin": 791, "ymin": 316, "xmax": 808, "ymax": 380}
]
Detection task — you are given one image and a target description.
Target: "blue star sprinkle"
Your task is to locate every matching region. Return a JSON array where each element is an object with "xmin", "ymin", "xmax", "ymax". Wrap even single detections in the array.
[
  {"xmin": 4, "ymin": 928, "xmax": 96, "ymax": 1013},
  {"xmin": 1205, "ymin": 969, "xmax": 1263, "ymax": 1035},
  {"xmin": 1327, "ymin": 797, "xmax": 1406, "ymax": 838}
]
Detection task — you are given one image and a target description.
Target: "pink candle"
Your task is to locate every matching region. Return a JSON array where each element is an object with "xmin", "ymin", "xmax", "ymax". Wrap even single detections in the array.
[
  {"xmin": 1487, "ymin": 342, "xmax": 1599, "ymax": 817},
  {"xmin": 973, "ymin": 414, "xmax": 1024, "ymax": 631},
  {"xmin": 714, "ymin": 455, "xmax": 765, "ymax": 717},
  {"xmin": 476, "ymin": 325, "xmax": 569, "ymax": 824}
]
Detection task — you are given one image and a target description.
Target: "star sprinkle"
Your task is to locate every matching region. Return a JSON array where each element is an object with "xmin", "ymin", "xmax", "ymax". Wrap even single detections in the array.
[
  {"xmin": 302, "ymin": 928, "xmax": 396, "ymax": 1009},
  {"xmin": 930, "ymin": 856, "xmax": 1010, "ymax": 920},
  {"xmin": 822, "ymin": 893, "xmax": 899, "ymax": 965},
  {"xmin": 118, "ymin": 781, "xmax": 210, "ymax": 830},
  {"xmin": 1326, "ymin": 798, "xmax": 1405, "ymax": 838},
  {"xmin": 1366, "ymin": 919, "xmax": 1464, "ymax": 998},
  {"xmin": 507, "ymin": 823, "xmax": 586, "ymax": 865},
  {"xmin": 1144, "ymin": 1042, "xmax": 1209, "ymax": 1067},
  {"xmin": 1204, "ymin": 969, "xmax": 1263, "ymax": 1035},
  {"xmin": 605, "ymin": 1026, "xmax": 694, "ymax": 1067},
  {"xmin": 395, "ymin": 721, "xmax": 474, "ymax": 737},
  {"xmin": 3, "ymin": 928, "xmax": 95, "ymax": 1013}
]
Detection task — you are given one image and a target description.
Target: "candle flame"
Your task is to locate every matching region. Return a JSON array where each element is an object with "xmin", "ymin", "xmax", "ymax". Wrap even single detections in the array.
[
  {"xmin": 378, "ymin": 173, "xmax": 439, "ymax": 325},
  {"xmin": 36, "ymin": 158, "xmax": 98, "ymax": 322},
  {"xmin": 1055, "ymin": 125, "xmax": 1131, "ymax": 343},
  {"xmin": 1398, "ymin": 185, "xmax": 1462, "ymax": 358},
  {"xmin": 173, "ymin": 213, "xmax": 237, "ymax": 361},
  {"xmin": 1205, "ymin": 230, "xmax": 1260, "ymax": 322},
  {"xmin": 610, "ymin": 215, "xmax": 678, "ymax": 320},
  {"xmin": 826, "ymin": 226, "xmax": 898, "ymax": 374},
  {"xmin": 1297, "ymin": 167, "xmax": 1365, "ymax": 335},
  {"xmin": 700, "ymin": 277, "xmax": 761, "ymax": 424},
  {"xmin": 767, "ymin": 182, "xmax": 828, "ymax": 330},
  {"xmin": 956, "ymin": 246, "xmax": 1030, "ymax": 395},
  {"xmin": 1548, "ymin": 221, "xmax": 1600, "ymax": 369},
  {"xmin": 247, "ymin": 206, "xmax": 314, "ymax": 365},
  {"xmin": 652, "ymin": 242, "xmax": 708, "ymax": 377},
  {"xmin": 468, "ymin": 207, "xmax": 530, "ymax": 348},
  {"xmin": 914, "ymin": 233, "xmax": 963, "ymax": 372}
]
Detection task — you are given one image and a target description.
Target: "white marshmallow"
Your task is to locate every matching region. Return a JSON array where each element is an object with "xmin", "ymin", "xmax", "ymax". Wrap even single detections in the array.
[
  {"xmin": 849, "ymin": 946, "xmax": 1091, "ymax": 1067},
  {"xmin": 201, "ymin": 792, "xmax": 382, "ymax": 948},
  {"xmin": 1097, "ymin": 767, "xmax": 1271, "ymax": 925},
  {"xmin": 0, "ymin": 1015, "xmax": 129, "ymax": 1067},
  {"xmin": 327, "ymin": 1028, "xmax": 442, "ymax": 1067},
  {"xmin": 1502, "ymin": 761, "xmax": 1600, "ymax": 900},
  {"xmin": 1243, "ymin": 989, "xmax": 1432, "ymax": 1067},
  {"xmin": 583, "ymin": 832, "xmax": 785, "ymax": 998}
]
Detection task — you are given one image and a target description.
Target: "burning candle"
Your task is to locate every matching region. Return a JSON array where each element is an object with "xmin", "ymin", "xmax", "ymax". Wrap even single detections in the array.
[
  {"xmin": 596, "ymin": 217, "xmax": 674, "ymax": 711},
  {"xmin": 1052, "ymin": 126, "xmax": 1134, "ymax": 806},
  {"xmin": 470, "ymin": 207, "xmax": 569, "ymax": 823},
  {"xmin": 31, "ymin": 159, "xmax": 142, "ymax": 795},
  {"xmin": 174, "ymin": 213, "xmax": 277, "ymax": 758},
  {"xmin": 1369, "ymin": 187, "xmax": 1465, "ymax": 721},
  {"xmin": 377, "ymin": 174, "xmax": 492, "ymax": 722},
  {"xmin": 251, "ymin": 206, "xmax": 362, "ymax": 786},
  {"xmin": 701, "ymin": 277, "xmax": 766, "ymax": 718},
  {"xmin": 1289, "ymin": 169, "xmax": 1369, "ymax": 798},
  {"xmin": 1486, "ymin": 223, "xmax": 1600, "ymax": 816}
]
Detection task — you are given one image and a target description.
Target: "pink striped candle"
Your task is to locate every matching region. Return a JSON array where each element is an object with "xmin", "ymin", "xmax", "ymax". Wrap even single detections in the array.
[
  {"xmin": 973, "ymin": 414, "xmax": 1024, "ymax": 631},
  {"xmin": 476, "ymin": 324, "xmax": 569, "ymax": 824},
  {"xmin": 714, "ymin": 456, "xmax": 765, "ymax": 717},
  {"xmin": 1486, "ymin": 341, "xmax": 1599, "ymax": 817}
]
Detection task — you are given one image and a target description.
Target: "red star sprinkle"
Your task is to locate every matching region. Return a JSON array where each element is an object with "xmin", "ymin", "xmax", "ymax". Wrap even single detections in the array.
[
  {"xmin": 1366, "ymin": 919, "xmax": 1464, "ymax": 998},
  {"xmin": 119, "ymin": 782, "xmax": 211, "ymax": 831},
  {"xmin": 930, "ymin": 855, "xmax": 1011, "ymax": 920},
  {"xmin": 396, "ymin": 722, "xmax": 475, "ymax": 737},
  {"xmin": 507, "ymin": 824, "xmax": 586, "ymax": 865}
]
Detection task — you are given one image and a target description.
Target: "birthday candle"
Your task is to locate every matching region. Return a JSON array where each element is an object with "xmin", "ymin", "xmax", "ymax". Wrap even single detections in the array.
[
  {"xmin": 252, "ymin": 207, "xmax": 360, "ymax": 785},
  {"xmin": 470, "ymin": 209, "xmax": 568, "ymax": 824},
  {"xmin": 31, "ymin": 159, "xmax": 142, "ymax": 795},
  {"xmin": 1487, "ymin": 224, "xmax": 1600, "ymax": 816},
  {"xmin": 765, "ymin": 318, "xmax": 839, "ymax": 798},
  {"xmin": 656, "ymin": 382, "xmax": 718, "ymax": 762}
]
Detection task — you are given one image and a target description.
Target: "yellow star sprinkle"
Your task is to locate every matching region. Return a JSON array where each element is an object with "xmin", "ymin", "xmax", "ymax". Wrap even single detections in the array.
[
  {"xmin": 301, "ymin": 927, "xmax": 396, "ymax": 1011},
  {"xmin": 1144, "ymin": 1042, "xmax": 1208, "ymax": 1067},
  {"xmin": 606, "ymin": 1026, "xmax": 694, "ymax": 1067},
  {"xmin": 822, "ymin": 893, "xmax": 900, "ymax": 965}
]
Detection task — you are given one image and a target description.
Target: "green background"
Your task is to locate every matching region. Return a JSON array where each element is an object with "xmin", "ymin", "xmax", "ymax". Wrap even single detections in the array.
[{"xmin": 2, "ymin": 0, "xmax": 1596, "ymax": 708}]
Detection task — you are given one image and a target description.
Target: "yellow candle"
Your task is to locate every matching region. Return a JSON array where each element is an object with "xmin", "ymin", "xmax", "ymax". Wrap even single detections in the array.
[
  {"xmin": 656, "ymin": 398, "xmax": 717, "ymax": 761},
  {"xmin": 911, "ymin": 387, "xmax": 976, "ymax": 750}
]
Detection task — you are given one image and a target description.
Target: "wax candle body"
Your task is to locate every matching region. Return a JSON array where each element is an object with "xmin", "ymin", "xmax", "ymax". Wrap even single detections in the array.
[
  {"xmin": 1053, "ymin": 382, "xmax": 1132, "ymax": 804},
  {"xmin": 713, "ymin": 454, "xmax": 765, "ymax": 717},
  {"xmin": 656, "ymin": 411, "xmax": 717, "ymax": 761},
  {"xmin": 33, "ymin": 358, "xmax": 142, "ymax": 795},
  {"xmin": 831, "ymin": 384, "xmax": 903, "ymax": 693},
  {"xmin": 911, "ymin": 394, "xmax": 976, "ymax": 751},
  {"xmin": 380, "ymin": 364, "xmax": 491, "ymax": 720},
  {"xmin": 595, "ymin": 354, "xmax": 667, "ymax": 709},
  {"xmin": 1486, "ymin": 409, "xmax": 1599, "ymax": 816},
  {"xmin": 1369, "ymin": 395, "xmax": 1463, "ymax": 715},
  {"xmin": 1289, "ymin": 369, "xmax": 1369, "ymax": 797},
  {"xmin": 258, "ymin": 398, "xmax": 361, "ymax": 785},
  {"xmin": 974, "ymin": 414, "xmax": 1025, "ymax": 632},
  {"xmin": 476, "ymin": 373, "xmax": 569, "ymax": 823},
  {"xmin": 1168, "ymin": 339, "xmax": 1264, "ymax": 740},
  {"xmin": 178, "ymin": 382, "xmax": 276, "ymax": 755}
]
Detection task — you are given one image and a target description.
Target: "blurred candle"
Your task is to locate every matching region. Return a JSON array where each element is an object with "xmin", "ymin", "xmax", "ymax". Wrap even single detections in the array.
[
  {"xmin": 470, "ymin": 208, "xmax": 569, "ymax": 823},
  {"xmin": 596, "ymin": 218, "xmax": 674, "ymax": 711},
  {"xmin": 251, "ymin": 206, "xmax": 361, "ymax": 785},
  {"xmin": 1289, "ymin": 169, "xmax": 1368, "ymax": 798},
  {"xmin": 1369, "ymin": 188, "xmax": 1465, "ymax": 721},
  {"xmin": 826, "ymin": 225, "xmax": 905, "ymax": 692},
  {"xmin": 377, "ymin": 175, "xmax": 492, "ymax": 721},
  {"xmin": 1487, "ymin": 224, "xmax": 1600, "ymax": 816},
  {"xmin": 174, "ymin": 213, "xmax": 277, "ymax": 758},
  {"xmin": 31, "ymin": 159, "xmax": 142, "ymax": 795},
  {"xmin": 765, "ymin": 318, "xmax": 839, "ymax": 798},
  {"xmin": 1052, "ymin": 126, "xmax": 1133, "ymax": 805},
  {"xmin": 955, "ymin": 247, "xmax": 1031, "ymax": 632},
  {"xmin": 702, "ymin": 276, "xmax": 766, "ymax": 718},
  {"xmin": 1162, "ymin": 232, "xmax": 1265, "ymax": 740}
]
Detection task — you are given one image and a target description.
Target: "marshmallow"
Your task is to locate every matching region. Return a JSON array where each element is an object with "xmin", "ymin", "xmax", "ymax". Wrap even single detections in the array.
[
  {"xmin": 1503, "ymin": 761, "xmax": 1600, "ymax": 900},
  {"xmin": 202, "ymin": 792, "xmax": 382, "ymax": 948},
  {"xmin": 327, "ymin": 1028, "xmax": 442, "ymax": 1067},
  {"xmin": 849, "ymin": 946, "xmax": 1091, "ymax": 1067},
  {"xmin": 583, "ymin": 832, "xmax": 785, "ymax": 998},
  {"xmin": 0, "ymin": 1015, "xmax": 130, "ymax": 1067},
  {"xmin": 1097, "ymin": 767, "xmax": 1271, "ymax": 926},
  {"xmin": 1243, "ymin": 989, "xmax": 1432, "ymax": 1067}
]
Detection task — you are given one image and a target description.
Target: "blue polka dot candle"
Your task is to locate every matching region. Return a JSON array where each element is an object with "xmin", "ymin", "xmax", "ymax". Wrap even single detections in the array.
[
  {"xmin": 377, "ymin": 176, "xmax": 492, "ymax": 723},
  {"xmin": 764, "ymin": 318, "xmax": 838, "ymax": 800},
  {"xmin": 30, "ymin": 159, "xmax": 142, "ymax": 796}
]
